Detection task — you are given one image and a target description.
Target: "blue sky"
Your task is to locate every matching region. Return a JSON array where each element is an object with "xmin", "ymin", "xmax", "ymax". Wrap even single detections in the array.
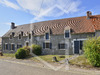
[{"xmin": 0, "ymin": 0, "xmax": 100, "ymax": 36}]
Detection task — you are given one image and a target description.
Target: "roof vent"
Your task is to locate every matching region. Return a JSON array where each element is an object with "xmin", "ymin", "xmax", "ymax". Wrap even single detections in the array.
[
  {"xmin": 11, "ymin": 22, "xmax": 15, "ymax": 29},
  {"xmin": 86, "ymin": 11, "xmax": 92, "ymax": 19}
]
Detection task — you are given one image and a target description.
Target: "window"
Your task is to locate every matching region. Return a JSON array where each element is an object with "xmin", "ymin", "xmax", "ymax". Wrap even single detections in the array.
[
  {"xmin": 29, "ymin": 34, "xmax": 31, "ymax": 39},
  {"xmin": 10, "ymin": 35, "xmax": 12, "ymax": 39},
  {"xmin": 58, "ymin": 43, "xmax": 65, "ymax": 49},
  {"xmin": 11, "ymin": 44, "xmax": 15, "ymax": 50},
  {"xmin": 18, "ymin": 34, "xmax": 22, "ymax": 39},
  {"xmin": 43, "ymin": 42, "xmax": 52, "ymax": 49},
  {"xmin": 46, "ymin": 43, "xmax": 50, "ymax": 48},
  {"xmin": 45, "ymin": 33, "xmax": 49, "ymax": 40},
  {"xmin": 65, "ymin": 30, "xmax": 70, "ymax": 38},
  {"xmin": 17, "ymin": 44, "xmax": 22, "ymax": 49},
  {"xmin": 5, "ymin": 44, "xmax": 8, "ymax": 50},
  {"xmin": 26, "ymin": 42, "xmax": 29, "ymax": 46},
  {"xmin": 21, "ymin": 31, "xmax": 23, "ymax": 36},
  {"xmin": 12, "ymin": 32, "xmax": 15, "ymax": 37}
]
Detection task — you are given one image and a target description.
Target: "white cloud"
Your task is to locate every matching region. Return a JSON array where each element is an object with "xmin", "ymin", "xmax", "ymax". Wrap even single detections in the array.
[
  {"xmin": 16, "ymin": 0, "xmax": 81, "ymax": 17},
  {"xmin": 0, "ymin": 0, "xmax": 20, "ymax": 10},
  {"xmin": 0, "ymin": 0, "xmax": 81, "ymax": 21}
]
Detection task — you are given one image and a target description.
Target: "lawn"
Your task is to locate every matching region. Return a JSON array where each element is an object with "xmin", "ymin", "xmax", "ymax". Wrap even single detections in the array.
[
  {"xmin": 0, "ymin": 53, "xmax": 15, "ymax": 58},
  {"xmin": 0, "ymin": 53, "xmax": 72, "ymax": 62},
  {"xmin": 69, "ymin": 55, "xmax": 92, "ymax": 67},
  {"xmin": 30, "ymin": 55, "xmax": 72, "ymax": 62},
  {"xmin": 0, "ymin": 53, "xmax": 92, "ymax": 67}
]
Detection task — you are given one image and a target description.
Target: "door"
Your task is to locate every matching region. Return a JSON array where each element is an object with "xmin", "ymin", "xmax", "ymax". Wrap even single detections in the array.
[{"xmin": 74, "ymin": 41, "xmax": 79, "ymax": 54}]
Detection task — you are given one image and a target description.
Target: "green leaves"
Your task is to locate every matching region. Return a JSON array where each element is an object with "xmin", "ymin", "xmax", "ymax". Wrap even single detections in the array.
[{"xmin": 83, "ymin": 37, "xmax": 100, "ymax": 67}]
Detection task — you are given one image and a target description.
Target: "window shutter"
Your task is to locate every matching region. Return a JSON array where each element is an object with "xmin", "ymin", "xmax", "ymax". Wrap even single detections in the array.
[
  {"xmin": 50, "ymin": 43, "xmax": 52, "ymax": 49},
  {"xmin": 7, "ymin": 44, "xmax": 8, "ymax": 50},
  {"xmin": 4, "ymin": 44, "xmax": 5, "ymax": 50},
  {"xmin": 58, "ymin": 43, "xmax": 60, "ymax": 49},
  {"xmin": 9, "ymin": 44, "xmax": 11, "ymax": 50},
  {"xmin": 43, "ymin": 42, "xmax": 45, "ymax": 49},
  {"xmin": 13, "ymin": 44, "xmax": 15, "ymax": 50},
  {"xmin": 17, "ymin": 44, "xmax": 18, "ymax": 49}
]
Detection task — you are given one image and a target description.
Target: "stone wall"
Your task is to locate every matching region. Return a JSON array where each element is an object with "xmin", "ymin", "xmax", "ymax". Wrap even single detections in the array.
[{"xmin": 2, "ymin": 32, "xmax": 95, "ymax": 55}]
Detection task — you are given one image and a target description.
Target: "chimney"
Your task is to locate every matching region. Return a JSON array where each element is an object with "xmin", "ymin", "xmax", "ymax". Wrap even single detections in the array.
[
  {"xmin": 11, "ymin": 22, "xmax": 15, "ymax": 29},
  {"xmin": 86, "ymin": 11, "xmax": 92, "ymax": 19}
]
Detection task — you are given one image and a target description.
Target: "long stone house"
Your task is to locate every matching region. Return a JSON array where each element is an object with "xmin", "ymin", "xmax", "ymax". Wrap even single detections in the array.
[{"xmin": 2, "ymin": 11, "xmax": 100, "ymax": 55}]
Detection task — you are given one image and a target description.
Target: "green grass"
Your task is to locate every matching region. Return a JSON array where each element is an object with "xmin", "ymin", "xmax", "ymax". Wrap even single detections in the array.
[
  {"xmin": 0, "ymin": 53, "xmax": 92, "ymax": 67},
  {"xmin": 3, "ymin": 53, "xmax": 15, "ymax": 58},
  {"xmin": 69, "ymin": 55, "xmax": 92, "ymax": 67},
  {"xmin": 30, "ymin": 55, "xmax": 72, "ymax": 62}
]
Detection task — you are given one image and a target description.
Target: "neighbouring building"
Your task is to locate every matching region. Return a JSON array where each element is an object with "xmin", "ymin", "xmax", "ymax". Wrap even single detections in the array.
[
  {"xmin": 0, "ymin": 37, "xmax": 2, "ymax": 50},
  {"xmin": 2, "ymin": 11, "xmax": 100, "ymax": 55}
]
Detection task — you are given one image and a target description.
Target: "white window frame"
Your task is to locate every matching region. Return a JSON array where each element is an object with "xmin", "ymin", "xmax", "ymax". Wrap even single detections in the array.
[
  {"xmin": 64, "ymin": 30, "xmax": 71, "ymax": 39},
  {"xmin": 44, "ymin": 41, "xmax": 51, "ymax": 49},
  {"xmin": 44, "ymin": 32, "xmax": 50, "ymax": 40},
  {"xmin": 72, "ymin": 38, "xmax": 86, "ymax": 54},
  {"xmin": 59, "ymin": 43, "xmax": 66, "ymax": 50}
]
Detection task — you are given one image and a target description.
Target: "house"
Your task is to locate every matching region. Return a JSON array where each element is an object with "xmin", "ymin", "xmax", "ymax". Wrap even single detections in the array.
[{"xmin": 2, "ymin": 11, "xmax": 100, "ymax": 55}]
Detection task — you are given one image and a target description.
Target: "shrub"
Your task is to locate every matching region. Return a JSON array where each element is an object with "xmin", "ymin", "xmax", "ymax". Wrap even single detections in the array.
[
  {"xmin": 31, "ymin": 44, "xmax": 42, "ymax": 55},
  {"xmin": 83, "ymin": 37, "xmax": 100, "ymax": 67},
  {"xmin": 23, "ymin": 46, "xmax": 30, "ymax": 56},
  {"xmin": 15, "ymin": 48, "xmax": 27, "ymax": 59}
]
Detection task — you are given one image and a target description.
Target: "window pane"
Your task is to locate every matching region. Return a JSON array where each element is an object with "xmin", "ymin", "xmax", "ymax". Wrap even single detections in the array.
[
  {"xmin": 46, "ymin": 43, "xmax": 50, "ymax": 48},
  {"xmin": 26, "ymin": 42, "xmax": 29, "ymax": 46},
  {"xmin": 12, "ymin": 44, "xmax": 15, "ymax": 50},
  {"xmin": 19, "ymin": 34, "xmax": 21, "ymax": 39},
  {"xmin": 17, "ymin": 44, "xmax": 22, "ymax": 49},
  {"xmin": 10, "ymin": 35, "xmax": 12, "ymax": 39},
  {"xmin": 46, "ymin": 33, "xmax": 49, "ymax": 40},
  {"xmin": 65, "ymin": 30, "xmax": 69, "ymax": 38},
  {"xmin": 5, "ymin": 44, "xmax": 8, "ymax": 50},
  {"xmin": 59, "ymin": 43, "xmax": 65, "ymax": 49},
  {"xmin": 29, "ymin": 34, "xmax": 31, "ymax": 39}
]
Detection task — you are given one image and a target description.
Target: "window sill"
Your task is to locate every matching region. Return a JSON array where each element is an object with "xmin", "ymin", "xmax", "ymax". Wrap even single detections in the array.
[
  {"xmin": 44, "ymin": 48, "xmax": 51, "ymax": 50},
  {"xmin": 59, "ymin": 49, "xmax": 66, "ymax": 50}
]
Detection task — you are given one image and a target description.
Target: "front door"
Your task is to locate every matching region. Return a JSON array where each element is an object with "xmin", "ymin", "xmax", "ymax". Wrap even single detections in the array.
[{"xmin": 74, "ymin": 41, "xmax": 79, "ymax": 54}]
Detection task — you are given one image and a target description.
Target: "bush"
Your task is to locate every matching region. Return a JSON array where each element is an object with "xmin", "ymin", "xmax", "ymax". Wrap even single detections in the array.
[
  {"xmin": 15, "ymin": 48, "xmax": 27, "ymax": 59},
  {"xmin": 31, "ymin": 44, "xmax": 42, "ymax": 55},
  {"xmin": 83, "ymin": 37, "xmax": 100, "ymax": 67},
  {"xmin": 23, "ymin": 46, "xmax": 30, "ymax": 56}
]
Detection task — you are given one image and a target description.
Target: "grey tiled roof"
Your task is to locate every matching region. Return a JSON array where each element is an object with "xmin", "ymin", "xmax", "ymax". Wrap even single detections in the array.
[{"xmin": 2, "ymin": 15, "xmax": 100, "ymax": 37}]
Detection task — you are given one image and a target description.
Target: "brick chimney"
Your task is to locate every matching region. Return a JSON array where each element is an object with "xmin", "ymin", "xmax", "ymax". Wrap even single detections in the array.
[
  {"xmin": 86, "ymin": 11, "xmax": 92, "ymax": 19},
  {"xmin": 11, "ymin": 22, "xmax": 15, "ymax": 29}
]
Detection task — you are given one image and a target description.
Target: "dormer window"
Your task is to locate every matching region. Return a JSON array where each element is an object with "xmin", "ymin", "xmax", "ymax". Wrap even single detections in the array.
[
  {"xmin": 21, "ymin": 31, "xmax": 23, "ymax": 36},
  {"xmin": 12, "ymin": 32, "xmax": 15, "ymax": 37},
  {"xmin": 45, "ymin": 33, "xmax": 49, "ymax": 40},
  {"xmin": 29, "ymin": 34, "xmax": 31, "ymax": 39},
  {"xmin": 10, "ymin": 35, "xmax": 12, "ymax": 39},
  {"xmin": 18, "ymin": 34, "xmax": 22, "ymax": 39},
  {"xmin": 65, "ymin": 30, "xmax": 70, "ymax": 38}
]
